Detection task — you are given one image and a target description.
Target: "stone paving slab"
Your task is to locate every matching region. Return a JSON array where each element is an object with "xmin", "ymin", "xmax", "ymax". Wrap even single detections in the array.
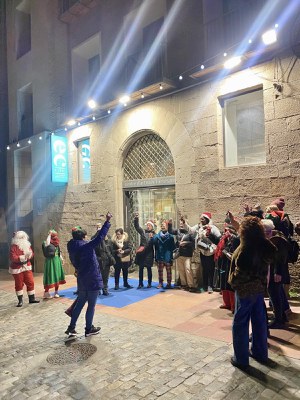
[{"xmin": 0, "ymin": 271, "xmax": 300, "ymax": 399}]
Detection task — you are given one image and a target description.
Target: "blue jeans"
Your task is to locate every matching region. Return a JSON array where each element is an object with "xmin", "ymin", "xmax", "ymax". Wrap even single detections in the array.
[
  {"xmin": 70, "ymin": 290, "xmax": 99, "ymax": 331},
  {"xmin": 232, "ymin": 292, "xmax": 268, "ymax": 366}
]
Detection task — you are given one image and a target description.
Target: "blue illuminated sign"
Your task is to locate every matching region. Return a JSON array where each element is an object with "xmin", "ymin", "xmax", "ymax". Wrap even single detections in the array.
[
  {"xmin": 51, "ymin": 135, "xmax": 68, "ymax": 183},
  {"xmin": 79, "ymin": 139, "xmax": 91, "ymax": 183}
]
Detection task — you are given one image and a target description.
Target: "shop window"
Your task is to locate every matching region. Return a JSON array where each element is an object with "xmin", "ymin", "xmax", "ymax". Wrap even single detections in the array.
[
  {"xmin": 222, "ymin": 89, "xmax": 266, "ymax": 167},
  {"xmin": 77, "ymin": 138, "xmax": 91, "ymax": 184}
]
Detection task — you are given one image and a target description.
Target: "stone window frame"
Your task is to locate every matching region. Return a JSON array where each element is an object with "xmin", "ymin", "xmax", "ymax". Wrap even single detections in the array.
[{"xmin": 218, "ymin": 84, "xmax": 266, "ymax": 168}]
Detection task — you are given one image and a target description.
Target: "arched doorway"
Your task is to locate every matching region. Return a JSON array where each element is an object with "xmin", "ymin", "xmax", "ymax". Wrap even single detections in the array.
[{"xmin": 123, "ymin": 132, "xmax": 176, "ymax": 247}]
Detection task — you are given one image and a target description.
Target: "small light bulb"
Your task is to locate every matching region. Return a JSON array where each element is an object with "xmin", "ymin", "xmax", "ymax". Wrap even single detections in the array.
[
  {"xmin": 77, "ymin": 122, "xmax": 81, "ymax": 126},
  {"xmin": 108, "ymin": 109, "xmax": 111, "ymax": 114},
  {"xmin": 200, "ymin": 65, "xmax": 205, "ymax": 70},
  {"xmin": 6, "ymin": 145, "xmax": 10, "ymax": 150},
  {"xmin": 17, "ymin": 142, "xmax": 20, "ymax": 147},
  {"xmin": 64, "ymin": 127, "xmax": 67, "ymax": 131},
  {"xmin": 141, "ymin": 93, "xmax": 144, "ymax": 99},
  {"xmin": 123, "ymin": 103, "xmax": 127, "ymax": 107},
  {"xmin": 28, "ymin": 139, "xmax": 31, "ymax": 144},
  {"xmin": 248, "ymin": 38, "xmax": 252, "ymax": 44},
  {"xmin": 179, "ymin": 75, "xmax": 183, "ymax": 80},
  {"xmin": 39, "ymin": 136, "xmax": 42, "ymax": 140},
  {"xmin": 92, "ymin": 116, "xmax": 96, "ymax": 121},
  {"xmin": 223, "ymin": 52, "xmax": 227, "ymax": 57},
  {"xmin": 275, "ymin": 23, "xmax": 278, "ymax": 28},
  {"xmin": 159, "ymin": 84, "xmax": 163, "ymax": 90}
]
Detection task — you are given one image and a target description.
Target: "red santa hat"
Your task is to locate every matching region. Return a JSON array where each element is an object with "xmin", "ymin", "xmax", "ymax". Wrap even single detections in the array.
[
  {"xmin": 201, "ymin": 212, "xmax": 212, "ymax": 222},
  {"xmin": 145, "ymin": 221, "xmax": 155, "ymax": 229}
]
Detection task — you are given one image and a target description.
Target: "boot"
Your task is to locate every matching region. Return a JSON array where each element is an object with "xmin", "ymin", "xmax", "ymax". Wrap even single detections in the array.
[
  {"xmin": 28, "ymin": 294, "xmax": 40, "ymax": 304},
  {"xmin": 16, "ymin": 295, "xmax": 23, "ymax": 307}
]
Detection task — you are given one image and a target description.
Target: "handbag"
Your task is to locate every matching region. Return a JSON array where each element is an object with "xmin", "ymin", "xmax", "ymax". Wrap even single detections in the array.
[
  {"xmin": 120, "ymin": 254, "xmax": 131, "ymax": 263},
  {"xmin": 136, "ymin": 246, "xmax": 145, "ymax": 254},
  {"xmin": 173, "ymin": 248, "xmax": 180, "ymax": 259}
]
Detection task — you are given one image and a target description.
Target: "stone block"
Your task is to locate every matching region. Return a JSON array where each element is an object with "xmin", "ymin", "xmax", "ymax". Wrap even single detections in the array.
[
  {"xmin": 287, "ymin": 116, "xmax": 300, "ymax": 131},
  {"xmin": 275, "ymin": 97, "xmax": 300, "ymax": 119}
]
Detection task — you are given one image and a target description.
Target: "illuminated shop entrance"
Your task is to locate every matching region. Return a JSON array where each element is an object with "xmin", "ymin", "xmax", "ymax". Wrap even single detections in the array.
[{"xmin": 123, "ymin": 132, "xmax": 176, "ymax": 248}]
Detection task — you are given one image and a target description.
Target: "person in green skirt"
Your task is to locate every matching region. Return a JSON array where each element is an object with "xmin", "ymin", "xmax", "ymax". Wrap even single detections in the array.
[{"xmin": 42, "ymin": 230, "xmax": 66, "ymax": 298}]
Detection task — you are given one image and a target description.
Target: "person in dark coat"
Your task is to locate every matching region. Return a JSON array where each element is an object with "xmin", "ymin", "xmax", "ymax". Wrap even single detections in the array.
[
  {"xmin": 134, "ymin": 213, "xmax": 155, "ymax": 289},
  {"xmin": 264, "ymin": 221, "xmax": 290, "ymax": 328},
  {"xmin": 228, "ymin": 216, "xmax": 276, "ymax": 370},
  {"xmin": 92, "ymin": 222, "xmax": 115, "ymax": 296},
  {"xmin": 65, "ymin": 212, "xmax": 112, "ymax": 340},
  {"xmin": 168, "ymin": 218, "xmax": 196, "ymax": 291},
  {"xmin": 215, "ymin": 224, "xmax": 240, "ymax": 312},
  {"xmin": 152, "ymin": 221, "xmax": 176, "ymax": 289},
  {"xmin": 111, "ymin": 229, "xmax": 133, "ymax": 290}
]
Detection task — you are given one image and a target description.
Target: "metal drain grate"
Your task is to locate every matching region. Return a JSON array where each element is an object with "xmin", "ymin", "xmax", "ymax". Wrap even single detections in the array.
[{"xmin": 47, "ymin": 343, "xmax": 97, "ymax": 365}]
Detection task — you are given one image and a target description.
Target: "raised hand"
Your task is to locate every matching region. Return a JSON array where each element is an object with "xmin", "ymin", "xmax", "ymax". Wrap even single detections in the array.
[{"xmin": 106, "ymin": 212, "xmax": 113, "ymax": 221}]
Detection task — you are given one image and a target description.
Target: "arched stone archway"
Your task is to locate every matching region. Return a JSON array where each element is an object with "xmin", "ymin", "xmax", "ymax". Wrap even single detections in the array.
[{"xmin": 100, "ymin": 102, "xmax": 196, "ymax": 228}]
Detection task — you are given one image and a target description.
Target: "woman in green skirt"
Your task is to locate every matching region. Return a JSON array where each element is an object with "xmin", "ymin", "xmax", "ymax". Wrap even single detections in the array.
[{"xmin": 42, "ymin": 230, "xmax": 66, "ymax": 298}]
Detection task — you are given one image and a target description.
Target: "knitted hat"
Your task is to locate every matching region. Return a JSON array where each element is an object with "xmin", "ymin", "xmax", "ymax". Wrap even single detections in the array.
[
  {"xmin": 145, "ymin": 221, "xmax": 155, "ymax": 229},
  {"xmin": 71, "ymin": 226, "xmax": 87, "ymax": 239},
  {"xmin": 201, "ymin": 212, "xmax": 212, "ymax": 222},
  {"xmin": 271, "ymin": 197, "xmax": 285, "ymax": 211}
]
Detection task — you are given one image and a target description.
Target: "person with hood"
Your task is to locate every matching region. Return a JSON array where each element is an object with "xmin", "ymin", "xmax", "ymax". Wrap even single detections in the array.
[
  {"xmin": 228, "ymin": 216, "xmax": 276, "ymax": 370},
  {"xmin": 152, "ymin": 220, "xmax": 176, "ymax": 289},
  {"xmin": 182, "ymin": 212, "xmax": 221, "ymax": 293},
  {"xmin": 134, "ymin": 213, "xmax": 155, "ymax": 289},
  {"xmin": 65, "ymin": 212, "xmax": 112, "ymax": 339},
  {"xmin": 111, "ymin": 228, "xmax": 133, "ymax": 290},
  {"xmin": 168, "ymin": 218, "xmax": 196, "ymax": 291},
  {"xmin": 9, "ymin": 231, "xmax": 40, "ymax": 307},
  {"xmin": 42, "ymin": 229, "xmax": 66, "ymax": 299}
]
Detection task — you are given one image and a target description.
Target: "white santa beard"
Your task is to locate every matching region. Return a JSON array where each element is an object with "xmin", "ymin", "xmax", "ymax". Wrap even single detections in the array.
[{"xmin": 12, "ymin": 238, "xmax": 31, "ymax": 254}]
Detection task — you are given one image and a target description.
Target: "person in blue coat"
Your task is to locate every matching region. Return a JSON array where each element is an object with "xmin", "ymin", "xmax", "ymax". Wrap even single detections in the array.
[
  {"xmin": 153, "ymin": 220, "xmax": 176, "ymax": 289},
  {"xmin": 65, "ymin": 212, "xmax": 112, "ymax": 340}
]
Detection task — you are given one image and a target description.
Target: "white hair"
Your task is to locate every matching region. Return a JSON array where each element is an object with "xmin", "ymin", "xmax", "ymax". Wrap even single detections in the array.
[
  {"xmin": 11, "ymin": 231, "xmax": 31, "ymax": 253},
  {"xmin": 261, "ymin": 219, "xmax": 275, "ymax": 232}
]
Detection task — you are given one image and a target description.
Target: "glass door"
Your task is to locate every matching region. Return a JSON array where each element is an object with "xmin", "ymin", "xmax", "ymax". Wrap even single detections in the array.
[{"xmin": 124, "ymin": 187, "xmax": 176, "ymax": 249}]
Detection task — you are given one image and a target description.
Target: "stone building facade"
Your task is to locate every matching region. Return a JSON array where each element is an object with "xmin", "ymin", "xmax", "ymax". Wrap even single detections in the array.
[{"xmin": 2, "ymin": 1, "xmax": 300, "ymax": 289}]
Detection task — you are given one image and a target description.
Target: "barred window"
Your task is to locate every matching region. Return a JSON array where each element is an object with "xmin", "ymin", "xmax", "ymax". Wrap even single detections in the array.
[{"xmin": 123, "ymin": 133, "xmax": 174, "ymax": 180}]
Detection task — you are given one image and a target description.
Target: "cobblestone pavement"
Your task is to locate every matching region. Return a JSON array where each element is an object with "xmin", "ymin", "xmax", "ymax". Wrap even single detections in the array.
[{"xmin": 1, "ymin": 289, "xmax": 300, "ymax": 400}]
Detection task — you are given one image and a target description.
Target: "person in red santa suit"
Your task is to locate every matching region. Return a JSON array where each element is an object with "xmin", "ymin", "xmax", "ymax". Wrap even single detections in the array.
[{"xmin": 9, "ymin": 231, "xmax": 40, "ymax": 307}]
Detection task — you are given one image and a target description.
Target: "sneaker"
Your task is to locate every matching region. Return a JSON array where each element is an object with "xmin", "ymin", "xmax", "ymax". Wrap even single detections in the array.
[
  {"xmin": 102, "ymin": 289, "xmax": 109, "ymax": 296},
  {"xmin": 54, "ymin": 293, "xmax": 60, "ymax": 298},
  {"xmin": 208, "ymin": 286, "xmax": 213, "ymax": 294},
  {"xmin": 156, "ymin": 284, "xmax": 164, "ymax": 289},
  {"xmin": 146, "ymin": 284, "xmax": 152, "ymax": 288},
  {"xmin": 65, "ymin": 327, "xmax": 77, "ymax": 335},
  {"xmin": 268, "ymin": 320, "xmax": 286, "ymax": 329},
  {"xmin": 114, "ymin": 286, "xmax": 119, "ymax": 290},
  {"xmin": 165, "ymin": 284, "xmax": 172, "ymax": 289},
  {"xmin": 137, "ymin": 285, "xmax": 143, "ymax": 289},
  {"xmin": 43, "ymin": 291, "xmax": 52, "ymax": 299},
  {"xmin": 65, "ymin": 333, "xmax": 77, "ymax": 342},
  {"xmin": 85, "ymin": 326, "xmax": 101, "ymax": 337}
]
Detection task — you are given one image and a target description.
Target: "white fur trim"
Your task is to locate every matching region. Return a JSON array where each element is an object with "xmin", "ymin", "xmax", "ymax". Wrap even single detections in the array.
[
  {"xmin": 19, "ymin": 255, "xmax": 27, "ymax": 262},
  {"xmin": 27, "ymin": 290, "xmax": 35, "ymax": 295},
  {"xmin": 16, "ymin": 290, "xmax": 23, "ymax": 295}
]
